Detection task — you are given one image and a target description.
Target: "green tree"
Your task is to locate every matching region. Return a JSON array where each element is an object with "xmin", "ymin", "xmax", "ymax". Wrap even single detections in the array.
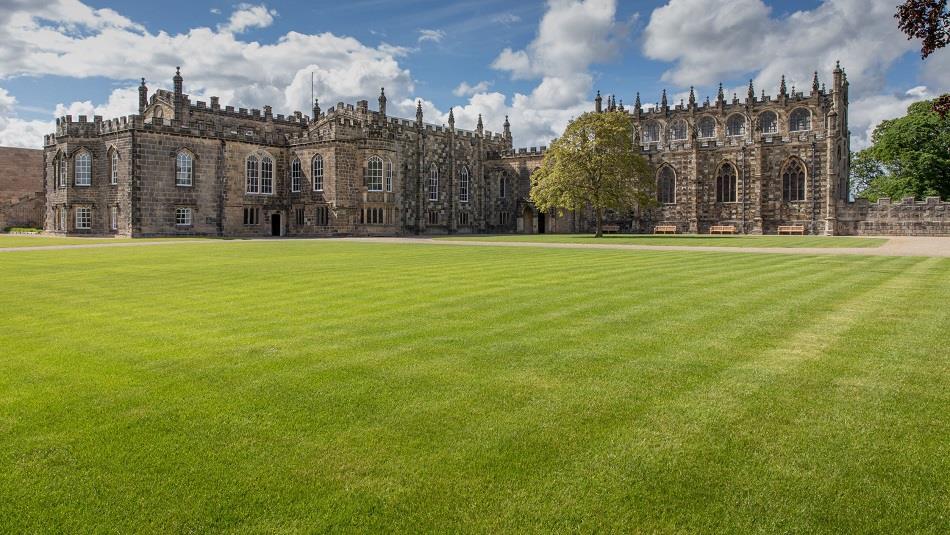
[
  {"xmin": 851, "ymin": 99, "xmax": 950, "ymax": 201},
  {"xmin": 530, "ymin": 111, "xmax": 653, "ymax": 237}
]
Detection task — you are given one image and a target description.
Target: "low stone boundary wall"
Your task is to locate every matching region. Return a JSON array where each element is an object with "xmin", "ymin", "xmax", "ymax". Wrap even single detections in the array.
[
  {"xmin": 837, "ymin": 197, "xmax": 949, "ymax": 236},
  {"xmin": 0, "ymin": 193, "xmax": 44, "ymax": 230}
]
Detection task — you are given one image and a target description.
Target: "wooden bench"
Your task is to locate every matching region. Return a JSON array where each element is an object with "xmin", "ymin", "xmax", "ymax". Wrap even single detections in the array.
[
  {"xmin": 654, "ymin": 225, "xmax": 678, "ymax": 234},
  {"xmin": 709, "ymin": 225, "xmax": 737, "ymax": 235},
  {"xmin": 777, "ymin": 225, "xmax": 806, "ymax": 235},
  {"xmin": 601, "ymin": 224, "xmax": 620, "ymax": 234}
]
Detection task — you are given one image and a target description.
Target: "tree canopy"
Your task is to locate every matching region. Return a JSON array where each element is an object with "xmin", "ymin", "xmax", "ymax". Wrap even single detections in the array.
[
  {"xmin": 529, "ymin": 111, "xmax": 653, "ymax": 236},
  {"xmin": 851, "ymin": 99, "xmax": 950, "ymax": 201}
]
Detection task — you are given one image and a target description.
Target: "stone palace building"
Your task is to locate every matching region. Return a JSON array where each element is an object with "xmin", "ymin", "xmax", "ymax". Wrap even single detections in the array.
[{"xmin": 39, "ymin": 63, "xmax": 950, "ymax": 237}]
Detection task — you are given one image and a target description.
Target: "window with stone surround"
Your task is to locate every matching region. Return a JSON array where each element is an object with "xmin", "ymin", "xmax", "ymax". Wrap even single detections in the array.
[
  {"xmin": 312, "ymin": 155, "xmax": 324, "ymax": 191},
  {"xmin": 110, "ymin": 150, "xmax": 119, "ymax": 185},
  {"xmin": 243, "ymin": 207, "xmax": 260, "ymax": 225},
  {"xmin": 459, "ymin": 212, "xmax": 470, "ymax": 226},
  {"xmin": 500, "ymin": 174, "xmax": 508, "ymax": 199},
  {"xmin": 789, "ymin": 108, "xmax": 811, "ymax": 132},
  {"xmin": 260, "ymin": 157, "xmax": 273, "ymax": 194},
  {"xmin": 176, "ymin": 151, "xmax": 193, "ymax": 186},
  {"xmin": 314, "ymin": 206, "xmax": 329, "ymax": 226},
  {"xmin": 75, "ymin": 206, "xmax": 91, "ymax": 229},
  {"xmin": 782, "ymin": 159, "xmax": 807, "ymax": 202},
  {"xmin": 499, "ymin": 211, "xmax": 509, "ymax": 225},
  {"xmin": 291, "ymin": 158, "xmax": 302, "ymax": 192},
  {"xmin": 459, "ymin": 166, "xmax": 470, "ymax": 203},
  {"xmin": 74, "ymin": 151, "xmax": 91, "ymax": 186},
  {"xmin": 716, "ymin": 163, "xmax": 738, "ymax": 203},
  {"xmin": 385, "ymin": 159, "xmax": 393, "ymax": 192},
  {"xmin": 110, "ymin": 206, "xmax": 118, "ymax": 230},
  {"xmin": 726, "ymin": 115, "xmax": 746, "ymax": 137},
  {"xmin": 657, "ymin": 166, "xmax": 676, "ymax": 204},
  {"xmin": 246, "ymin": 156, "xmax": 259, "ymax": 193},
  {"xmin": 428, "ymin": 210, "xmax": 439, "ymax": 225},
  {"xmin": 670, "ymin": 120, "xmax": 687, "ymax": 141},
  {"xmin": 642, "ymin": 121, "xmax": 660, "ymax": 143},
  {"xmin": 295, "ymin": 207, "xmax": 305, "ymax": 225},
  {"xmin": 59, "ymin": 206, "xmax": 67, "ymax": 230},
  {"xmin": 759, "ymin": 111, "xmax": 777, "ymax": 134},
  {"xmin": 428, "ymin": 164, "xmax": 439, "ymax": 201},
  {"xmin": 175, "ymin": 207, "xmax": 192, "ymax": 227},
  {"xmin": 367, "ymin": 156, "xmax": 383, "ymax": 191},
  {"xmin": 698, "ymin": 117, "xmax": 716, "ymax": 139}
]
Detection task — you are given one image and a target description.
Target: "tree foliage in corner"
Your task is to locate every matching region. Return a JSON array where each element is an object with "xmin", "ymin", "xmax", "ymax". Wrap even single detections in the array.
[
  {"xmin": 896, "ymin": 0, "xmax": 950, "ymax": 118},
  {"xmin": 851, "ymin": 99, "xmax": 950, "ymax": 201},
  {"xmin": 530, "ymin": 111, "xmax": 653, "ymax": 237}
]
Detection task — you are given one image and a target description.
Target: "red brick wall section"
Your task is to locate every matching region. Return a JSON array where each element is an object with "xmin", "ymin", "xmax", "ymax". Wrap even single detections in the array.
[{"xmin": 0, "ymin": 147, "xmax": 44, "ymax": 204}]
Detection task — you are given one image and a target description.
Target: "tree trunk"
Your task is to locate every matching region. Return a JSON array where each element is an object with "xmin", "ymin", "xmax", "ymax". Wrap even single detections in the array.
[{"xmin": 595, "ymin": 207, "xmax": 604, "ymax": 237}]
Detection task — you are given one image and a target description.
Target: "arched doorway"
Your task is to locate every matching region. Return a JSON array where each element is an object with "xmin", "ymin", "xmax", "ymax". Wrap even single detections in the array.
[
  {"xmin": 522, "ymin": 205, "xmax": 534, "ymax": 234},
  {"xmin": 537, "ymin": 211, "xmax": 546, "ymax": 234}
]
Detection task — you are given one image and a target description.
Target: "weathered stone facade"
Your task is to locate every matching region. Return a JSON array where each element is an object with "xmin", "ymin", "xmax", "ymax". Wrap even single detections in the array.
[
  {"xmin": 0, "ymin": 147, "xmax": 44, "ymax": 229},
  {"xmin": 41, "ymin": 65, "xmax": 948, "ymax": 237}
]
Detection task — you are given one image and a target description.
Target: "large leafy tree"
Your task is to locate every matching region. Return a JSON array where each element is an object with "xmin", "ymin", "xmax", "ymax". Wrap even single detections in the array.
[
  {"xmin": 851, "ymin": 99, "xmax": 950, "ymax": 201},
  {"xmin": 530, "ymin": 111, "xmax": 653, "ymax": 237}
]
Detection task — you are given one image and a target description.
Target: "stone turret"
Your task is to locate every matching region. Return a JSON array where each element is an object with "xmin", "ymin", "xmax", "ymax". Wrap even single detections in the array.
[
  {"xmin": 476, "ymin": 114, "xmax": 483, "ymax": 135},
  {"xmin": 138, "ymin": 78, "xmax": 148, "ymax": 114},
  {"xmin": 415, "ymin": 100, "xmax": 423, "ymax": 125},
  {"xmin": 747, "ymin": 79, "xmax": 754, "ymax": 104},
  {"xmin": 716, "ymin": 82, "xmax": 724, "ymax": 107},
  {"xmin": 312, "ymin": 98, "xmax": 320, "ymax": 120},
  {"xmin": 779, "ymin": 75, "xmax": 787, "ymax": 100},
  {"xmin": 660, "ymin": 89, "xmax": 668, "ymax": 111},
  {"xmin": 634, "ymin": 92, "xmax": 641, "ymax": 116},
  {"xmin": 378, "ymin": 87, "xmax": 387, "ymax": 117},
  {"xmin": 448, "ymin": 107, "xmax": 455, "ymax": 129},
  {"xmin": 595, "ymin": 90, "xmax": 602, "ymax": 113},
  {"xmin": 688, "ymin": 86, "xmax": 695, "ymax": 109},
  {"xmin": 812, "ymin": 71, "xmax": 820, "ymax": 94},
  {"xmin": 503, "ymin": 115, "xmax": 511, "ymax": 142}
]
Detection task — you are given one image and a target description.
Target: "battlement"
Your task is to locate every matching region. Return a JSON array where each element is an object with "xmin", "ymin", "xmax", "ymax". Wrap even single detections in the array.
[{"xmin": 501, "ymin": 146, "xmax": 547, "ymax": 158}]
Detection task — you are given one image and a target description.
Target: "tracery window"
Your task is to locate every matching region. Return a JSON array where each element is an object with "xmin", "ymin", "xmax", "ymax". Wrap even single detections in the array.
[
  {"xmin": 782, "ymin": 159, "xmax": 807, "ymax": 201},
  {"xmin": 459, "ymin": 166, "xmax": 470, "ymax": 202},
  {"xmin": 312, "ymin": 155, "xmax": 324, "ymax": 191},
  {"xmin": 789, "ymin": 108, "xmax": 811, "ymax": 132},
  {"xmin": 670, "ymin": 120, "xmax": 687, "ymax": 141},
  {"xmin": 428, "ymin": 164, "xmax": 439, "ymax": 201},
  {"xmin": 367, "ymin": 156, "xmax": 383, "ymax": 192},
  {"xmin": 716, "ymin": 163, "xmax": 738, "ymax": 203},
  {"xmin": 726, "ymin": 115, "xmax": 746, "ymax": 137},
  {"xmin": 176, "ymin": 151, "xmax": 193, "ymax": 186},
  {"xmin": 698, "ymin": 117, "xmax": 716, "ymax": 139},
  {"xmin": 74, "ymin": 151, "xmax": 91, "ymax": 186},
  {"xmin": 642, "ymin": 122, "xmax": 660, "ymax": 143},
  {"xmin": 657, "ymin": 166, "xmax": 676, "ymax": 204},
  {"xmin": 759, "ymin": 111, "xmax": 777, "ymax": 134}
]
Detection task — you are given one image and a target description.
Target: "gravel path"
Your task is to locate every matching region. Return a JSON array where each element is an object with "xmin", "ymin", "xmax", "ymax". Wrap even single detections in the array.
[{"xmin": 2, "ymin": 235, "xmax": 949, "ymax": 257}]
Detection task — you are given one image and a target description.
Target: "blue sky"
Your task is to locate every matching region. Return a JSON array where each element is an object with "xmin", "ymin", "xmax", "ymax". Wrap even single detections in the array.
[{"xmin": 0, "ymin": 0, "xmax": 946, "ymax": 149}]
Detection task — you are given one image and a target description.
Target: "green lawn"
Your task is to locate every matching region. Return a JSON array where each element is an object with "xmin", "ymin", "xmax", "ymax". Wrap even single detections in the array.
[
  {"xmin": 0, "ymin": 235, "xmax": 198, "ymax": 248},
  {"xmin": 1, "ymin": 241, "xmax": 948, "ymax": 532},
  {"xmin": 436, "ymin": 233, "xmax": 889, "ymax": 248}
]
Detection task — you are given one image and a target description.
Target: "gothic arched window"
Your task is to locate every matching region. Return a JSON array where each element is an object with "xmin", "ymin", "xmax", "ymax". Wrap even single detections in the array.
[
  {"xmin": 74, "ymin": 151, "xmax": 91, "ymax": 186},
  {"xmin": 385, "ymin": 159, "xmax": 393, "ymax": 192},
  {"xmin": 716, "ymin": 163, "xmax": 737, "ymax": 203},
  {"xmin": 500, "ymin": 174, "xmax": 508, "ymax": 199},
  {"xmin": 459, "ymin": 166, "xmax": 470, "ymax": 203},
  {"xmin": 657, "ymin": 166, "xmax": 676, "ymax": 204},
  {"xmin": 367, "ymin": 156, "xmax": 383, "ymax": 191},
  {"xmin": 428, "ymin": 164, "xmax": 439, "ymax": 201},
  {"xmin": 110, "ymin": 149, "xmax": 119, "ymax": 185},
  {"xmin": 782, "ymin": 159, "xmax": 807, "ymax": 201},
  {"xmin": 246, "ymin": 155, "xmax": 259, "ymax": 193},
  {"xmin": 698, "ymin": 117, "xmax": 716, "ymax": 139},
  {"xmin": 290, "ymin": 158, "xmax": 302, "ymax": 192},
  {"xmin": 670, "ymin": 120, "xmax": 687, "ymax": 141},
  {"xmin": 642, "ymin": 122, "xmax": 660, "ymax": 143},
  {"xmin": 176, "ymin": 150, "xmax": 193, "ymax": 186},
  {"xmin": 759, "ymin": 111, "xmax": 777, "ymax": 134},
  {"xmin": 726, "ymin": 115, "xmax": 746, "ymax": 137},
  {"xmin": 312, "ymin": 155, "xmax": 324, "ymax": 191},
  {"xmin": 260, "ymin": 156, "xmax": 273, "ymax": 194},
  {"xmin": 789, "ymin": 108, "xmax": 811, "ymax": 132}
]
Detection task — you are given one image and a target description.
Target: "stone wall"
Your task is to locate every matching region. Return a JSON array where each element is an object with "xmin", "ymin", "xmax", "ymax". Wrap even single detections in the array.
[
  {"xmin": 0, "ymin": 147, "xmax": 44, "ymax": 229},
  {"xmin": 836, "ymin": 197, "xmax": 950, "ymax": 236}
]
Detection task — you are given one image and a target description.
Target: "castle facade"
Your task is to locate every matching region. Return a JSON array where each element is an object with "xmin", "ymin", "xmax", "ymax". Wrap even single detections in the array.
[{"xmin": 42, "ymin": 65, "xmax": 867, "ymax": 237}]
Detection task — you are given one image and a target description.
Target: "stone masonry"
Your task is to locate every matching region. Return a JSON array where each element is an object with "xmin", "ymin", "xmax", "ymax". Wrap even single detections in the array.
[{"xmin": 0, "ymin": 147, "xmax": 44, "ymax": 229}]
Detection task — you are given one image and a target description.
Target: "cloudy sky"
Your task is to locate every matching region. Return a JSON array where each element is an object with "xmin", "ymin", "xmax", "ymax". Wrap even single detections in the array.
[{"xmin": 0, "ymin": 0, "xmax": 946, "ymax": 151}]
